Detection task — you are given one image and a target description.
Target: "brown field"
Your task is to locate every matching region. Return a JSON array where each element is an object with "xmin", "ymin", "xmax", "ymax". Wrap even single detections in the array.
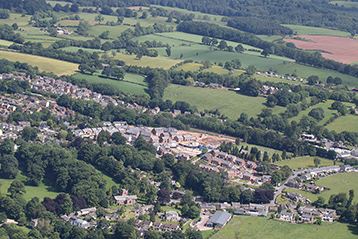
[{"xmin": 285, "ymin": 35, "xmax": 358, "ymax": 64}]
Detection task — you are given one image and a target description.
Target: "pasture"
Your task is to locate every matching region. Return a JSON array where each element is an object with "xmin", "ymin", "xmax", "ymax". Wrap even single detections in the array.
[
  {"xmin": 164, "ymin": 84, "xmax": 284, "ymax": 119},
  {"xmin": 287, "ymin": 172, "xmax": 358, "ymax": 204},
  {"xmin": 210, "ymin": 216, "xmax": 357, "ymax": 239},
  {"xmin": 275, "ymin": 156, "xmax": 337, "ymax": 170},
  {"xmin": 326, "ymin": 115, "xmax": 358, "ymax": 133},
  {"xmin": 111, "ymin": 52, "xmax": 181, "ymax": 69},
  {"xmin": 285, "ymin": 35, "xmax": 358, "ymax": 64},
  {"xmin": 0, "ymin": 50, "xmax": 78, "ymax": 75},
  {"xmin": 283, "ymin": 24, "xmax": 350, "ymax": 37},
  {"xmin": 72, "ymin": 72, "xmax": 148, "ymax": 96}
]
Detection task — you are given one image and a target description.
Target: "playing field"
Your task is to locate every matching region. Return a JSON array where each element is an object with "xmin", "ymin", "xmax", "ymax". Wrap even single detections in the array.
[
  {"xmin": 0, "ymin": 50, "xmax": 78, "ymax": 75},
  {"xmin": 72, "ymin": 72, "xmax": 148, "ymax": 96},
  {"xmin": 287, "ymin": 172, "xmax": 358, "ymax": 204},
  {"xmin": 326, "ymin": 115, "xmax": 358, "ymax": 133},
  {"xmin": 283, "ymin": 24, "xmax": 350, "ymax": 37},
  {"xmin": 275, "ymin": 156, "xmax": 337, "ymax": 170},
  {"xmin": 164, "ymin": 84, "xmax": 284, "ymax": 119},
  {"xmin": 210, "ymin": 216, "xmax": 357, "ymax": 239}
]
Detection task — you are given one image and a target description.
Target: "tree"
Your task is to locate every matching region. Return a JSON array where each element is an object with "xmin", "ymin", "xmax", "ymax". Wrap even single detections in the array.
[
  {"xmin": 99, "ymin": 31, "xmax": 110, "ymax": 39},
  {"xmin": 157, "ymin": 188, "xmax": 170, "ymax": 205},
  {"xmin": 246, "ymin": 65, "xmax": 256, "ymax": 75},
  {"xmin": 314, "ymin": 157, "xmax": 321, "ymax": 167},
  {"xmin": 102, "ymin": 66, "xmax": 125, "ymax": 80},
  {"xmin": 77, "ymin": 21, "xmax": 90, "ymax": 36},
  {"xmin": 8, "ymin": 180, "xmax": 26, "ymax": 198},
  {"xmin": 21, "ymin": 127, "xmax": 38, "ymax": 141},
  {"xmin": 25, "ymin": 197, "xmax": 45, "ymax": 219},
  {"xmin": 261, "ymin": 49, "xmax": 270, "ymax": 57},
  {"xmin": 95, "ymin": 15, "xmax": 105, "ymax": 24},
  {"xmin": 165, "ymin": 46, "xmax": 171, "ymax": 57},
  {"xmin": 308, "ymin": 108, "xmax": 325, "ymax": 121},
  {"xmin": 235, "ymin": 44, "xmax": 245, "ymax": 53},
  {"xmin": 79, "ymin": 63, "xmax": 96, "ymax": 74},
  {"xmin": 218, "ymin": 40, "xmax": 228, "ymax": 50},
  {"xmin": 307, "ymin": 75, "xmax": 320, "ymax": 85},
  {"xmin": 0, "ymin": 154, "xmax": 18, "ymax": 179},
  {"xmin": 111, "ymin": 132, "xmax": 126, "ymax": 145},
  {"xmin": 113, "ymin": 221, "xmax": 138, "ymax": 239},
  {"xmin": 201, "ymin": 36, "xmax": 211, "ymax": 45}
]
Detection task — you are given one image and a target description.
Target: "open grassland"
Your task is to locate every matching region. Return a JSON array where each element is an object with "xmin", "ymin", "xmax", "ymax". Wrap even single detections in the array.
[
  {"xmin": 0, "ymin": 174, "xmax": 58, "ymax": 201},
  {"xmin": 60, "ymin": 46, "xmax": 104, "ymax": 53},
  {"xmin": 72, "ymin": 72, "xmax": 148, "ymax": 96},
  {"xmin": 0, "ymin": 13, "xmax": 30, "ymax": 27},
  {"xmin": 0, "ymin": 39, "xmax": 15, "ymax": 47},
  {"xmin": 88, "ymin": 24, "xmax": 132, "ymax": 39},
  {"xmin": 287, "ymin": 172, "xmax": 358, "ymax": 203},
  {"xmin": 257, "ymin": 35, "xmax": 283, "ymax": 42},
  {"xmin": 164, "ymin": 84, "xmax": 284, "ymax": 119},
  {"xmin": 175, "ymin": 62, "xmax": 245, "ymax": 76},
  {"xmin": 210, "ymin": 216, "xmax": 358, "ymax": 239},
  {"xmin": 176, "ymin": 62, "xmax": 203, "ymax": 72},
  {"xmin": 283, "ymin": 24, "xmax": 350, "ymax": 37},
  {"xmin": 275, "ymin": 156, "xmax": 337, "ymax": 170},
  {"xmin": 111, "ymin": 52, "xmax": 181, "ymax": 69},
  {"xmin": 290, "ymin": 100, "xmax": 355, "ymax": 125},
  {"xmin": 326, "ymin": 115, "xmax": 358, "ymax": 133},
  {"xmin": 268, "ymin": 62, "xmax": 358, "ymax": 88},
  {"xmin": 0, "ymin": 50, "xmax": 78, "ymax": 75}
]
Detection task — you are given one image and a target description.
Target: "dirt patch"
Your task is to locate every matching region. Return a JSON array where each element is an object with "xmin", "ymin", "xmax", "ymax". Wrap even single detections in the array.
[{"xmin": 285, "ymin": 35, "xmax": 358, "ymax": 64}]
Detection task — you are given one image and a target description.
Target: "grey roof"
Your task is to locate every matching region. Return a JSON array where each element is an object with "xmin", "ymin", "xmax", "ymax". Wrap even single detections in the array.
[{"xmin": 207, "ymin": 211, "xmax": 232, "ymax": 226}]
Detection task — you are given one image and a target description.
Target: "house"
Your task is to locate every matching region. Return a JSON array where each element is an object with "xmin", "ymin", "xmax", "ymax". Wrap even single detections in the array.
[
  {"xmin": 77, "ymin": 207, "xmax": 97, "ymax": 217},
  {"xmin": 278, "ymin": 210, "xmax": 294, "ymax": 222},
  {"xmin": 319, "ymin": 208, "xmax": 337, "ymax": 222},
  {"xmin": 70, "ymin": 219, "xmax": 91, "ymax": 229},
  {"xmin": 165, "ymin": 211, "xmax": 181, "ymax": 222},
  {"xmin": 206, "ymin": 211, "xmax": 232, "ymax": 228},
  {"xmin": 114, "ymin": 189, "xmax": 138, "ymax": 205}
]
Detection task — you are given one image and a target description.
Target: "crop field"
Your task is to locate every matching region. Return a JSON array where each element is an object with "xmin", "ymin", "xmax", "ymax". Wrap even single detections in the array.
[
  {"xmin": 111, "ymin": 52, "xmax": 181, "ymax": 69},
  {"xmin": 210, "ymin": 216, "xmax": 357, "ymax": 239},
  {"xmin": 285, "ymin": 35, "xmax": 358, "ymax": 64},
  {"xmin": 283, "ymin": 24, "xmax": 350, "ymax": 37},
  {"xmin": 0, "ymin": 173, "xmax": 58, "ymax": 201},
  {"xmin": 326, "ymin": 115, "xmax": 358, "ymax": 133},
  {"xmin": 72, "ymin": 72, "xmax": 148, "ymax": 96},
  {"xmin": 287, "ymin": 172, "xmax": 358, "ymax": 203},
  {"xmin": 164, "ymin": 84, "xmax": 284, "ymax": 119},
  {"xmin": 0, "ymin": 50, "xmax": 78, "ymax": 75},
  {"xmin": 275, "ymin": 156, "xmax": 337, "ymax": 170}
]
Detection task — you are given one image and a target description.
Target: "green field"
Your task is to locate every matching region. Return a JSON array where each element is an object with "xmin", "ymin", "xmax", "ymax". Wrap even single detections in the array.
[
  {"xmin": 210, "ymin": 216, "xmax": 357, "ymax": 239},
  {"xmin": 0, "ymin": 50, "xmax": 78, "ymax": 75},
  {"xmin": 0, "ymin": 39, "xmax": 15, "ymax": 47},
  {"xmin": 88, "ymin": 24, "xmax": 132, "ymax": 39},
  {"xmin": 326, "ymin": 115, "xmax": 358, "ymax": 133},
  {"xmin": 111, "ymin": 52, "xmax": 181, "ymax": 69},
  {"xmin": 287, "ymin": 172, "xmax": 358, "ymax": 204},
  {"xmin": 60, "ymin": 46, "xmax": 104, "ymax": 53},
  {"xmin": 275, "ymin": 156, "xmax": 337, "ymax": 170},
  {"xmin": 72, "ymin": 72, "xmax": 148, "ymax": 96},
  {"xmin": 283, "ymin": 24, "xmax": 350, "ymax": 37},
  {"xmin": 164, "ymin": 84, "xmax": 284, "ymax": 119},
  {"xmin": 0, "ymin": 174, "xmax": 58, "ymax": 201},
  {"xmin": 330, "ymin": 1, "xmax": 358, "ymax": 8}
]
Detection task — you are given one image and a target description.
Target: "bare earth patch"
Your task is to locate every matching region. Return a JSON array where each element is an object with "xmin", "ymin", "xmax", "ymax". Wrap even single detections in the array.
[{"xmin": 285, "ymin": 35, "xmax": 358, "ymax": 64}]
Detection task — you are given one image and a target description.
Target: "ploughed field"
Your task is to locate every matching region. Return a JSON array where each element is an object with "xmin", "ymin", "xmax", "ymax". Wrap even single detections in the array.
[{"xmin": 285, "ymin": 35, "xmax": 358, "ymax": 64}]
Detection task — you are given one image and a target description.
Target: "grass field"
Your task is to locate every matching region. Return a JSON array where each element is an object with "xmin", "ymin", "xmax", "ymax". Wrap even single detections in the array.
[
  {"xmin": 72, "ymin": 72, "xmax": 148, "ymax": 96},
  {"xmin": 326, "ymin": 115, "xmax": 358, "ymax": 133},
  {"xmin": 330, "ymin": 1, "xmax": 358, "ymax": 8},
  {"xmin": 254, "ymin": 74, "xmax": 304, "ymax": 85},
  {"xmin": 210, "ymin": 216, "xmax": 357, "ymax": 239},
  {"xmin": 0, "ymin": 174, "xmax": 58, "ymax": 201},
  {"xmin": 111, "ymin": 52, "xmax": 181, "ymax": 69},
  {"xmin": 60, "ymin": 46, "xmax": 104, "ymax": 53},
  {"xmin": 88, "ymin": 24, "xmax": 132, "ymax": 39},
  {"xmin": 283, "ymin": 24, "xmax": 350, "ymax": 37},
  {"xmin": 0, "ymin": 50, "xmax": 78, "ymax": 75},
  {"xmin": 275, "ymin": 156, "xmax": 337, "ymax": 170},
  {"xmin": 287, "ymin": 172, "xmax": 358, "ymax": 204},
  {"xmin": 164, "ymin": 84, "xmax": 284, "ymax": 119},
  {"xmin": 0, "ymin": 39, "xmax": 15, "ymax": 47}
]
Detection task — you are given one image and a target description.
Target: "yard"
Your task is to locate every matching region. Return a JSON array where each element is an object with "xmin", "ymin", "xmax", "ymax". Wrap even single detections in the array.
[
  {"xmin": 0, "ymin": 50, "xmax": 78, "ymax": 75},
  {"xmin": 210, "ymin": 216, "xmax": 357, "ymax": 239},
  {"xmin": 164, "ymin": 84, "xmax": 284, "ymax": 119}
]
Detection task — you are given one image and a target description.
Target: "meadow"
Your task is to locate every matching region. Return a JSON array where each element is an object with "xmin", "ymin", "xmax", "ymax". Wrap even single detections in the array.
[
  {"xmin": 0, "ymin": 173, "xmax": 58, "ymax": 201},
  {"xmin": 275, "ymin": 156, "xmax": 337, "ymax": 170},
  {"xmin": 72, "ymin": 72, "xmax": 148, "ymax": 96},
  {"xmin": 210, "ymin": 216, "xmax": 358, "ymax": 239},
  {"xmin": 326, "ymin": 115, "xmax": 358, "ymax": 133},
  {"xmin": 0, "ymin": 50, "xmax": 78, "ymax": 75},
  {"xmin": 287, "ymin": 172, "xmax": 358, "ymax": 203},
  {"xmin": 283, "ymin": 24, "xmax": 350, "ymax": 37},
  {"xmin": 164, "ymin": 84, "xmax": 284, "ymax": 119}
]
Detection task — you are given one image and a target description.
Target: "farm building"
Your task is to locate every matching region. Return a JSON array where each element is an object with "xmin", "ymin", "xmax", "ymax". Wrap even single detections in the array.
[{"xmin": 206, "ymin": 211, "xmax": 232, "ymax": 228}]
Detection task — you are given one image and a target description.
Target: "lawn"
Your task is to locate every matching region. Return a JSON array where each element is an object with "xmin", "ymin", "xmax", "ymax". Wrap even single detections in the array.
[
  {"xmin": 326, "ymin": 115, "xmax": 358, "ymax": 133},
  {"xmin": 287, "ymin": 172, "xmax": 358, "ymax": 204},
  {"xmin": 72, "ymin": 72, "xmax": 148, "ymax": 96},
  {"xmin": 0, "ymin": 50, "xmax": 78, "ymax": 75},
  {"xmin": 283, "ymin": 24, "xmax": 350, "ymax": 37},
  {"xmin": 111, "ymin": 52, "xmax": 181, "ymax": 69},
  {"xmin": 0, "ymin": 173, "xmax": 58, "ymax": 201},
  {"xmin": 275, "ymin": 156, "xmax": 337, "ymax": 170},
  {"xmin": 210, "ymin": 216, "xmax": 358, "ymax": 239},
  {"xmin": 164, "ymin": 84, "xmax": 284, "ymax": 119}
]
